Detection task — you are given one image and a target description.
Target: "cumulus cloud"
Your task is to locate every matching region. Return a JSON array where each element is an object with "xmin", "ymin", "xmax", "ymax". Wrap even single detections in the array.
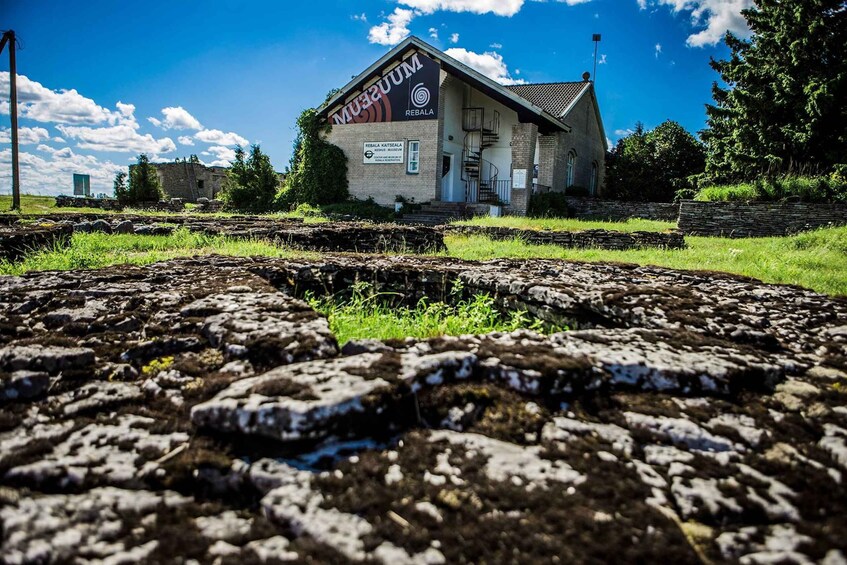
[
  {"xmin": 0, "ymin": 72, "xmax": 125, "ymax": 125},
  {"xmin": 148, "ymin": 106, "xmax": 203, "ymax": 131},
  {"xmin": 177, "ymin": 136, "xmax": 195, "ymax": 146},
  {"xmin": 0, "ymin": 126, "xmax": 51, "ymax": 145},
  {"xmin": 0, "ymin": 146, "xmax": 124, "ymax": 196},
  {"xmin": 428, "ymin": 27, "xmax": 439, "ymax": 40},
  {"xmin": 449, "ymin": 33, "xmax": 460, "ymax": 43},
  {"xmin": 202, "ymin": 145, "xmax": 237, "ymax": 167},
  {"xmin": 655, "ymin": 43, "xmax": 662, "ymax": 57},
  {"xmin": 352, "ymin": 13, "xmax": 368, "ymax": 21},
  {"xmin": 56, "ymin": 123, "xmax": 177, "ymax": 154},
  {"xmin": 368, "ymin": 8, "xmax": 416, "ymax": 45},
  {"xmin": 639, "ymin": 0, "xmax": 753, "ymax": 47},
  {"xmin": 614, "ymin": 128, "xmax": 636, "ymax": 137},
  {"xmin": 194, "ymin": 129, "xmax": 249, "ymax": 147},
  {"xmin": 401, "ymin": 0, "xmax": 525, "ymax": 16},
  {"xmin": 444, "ymin": 48, "xmax": 526, "ymax": 85}
]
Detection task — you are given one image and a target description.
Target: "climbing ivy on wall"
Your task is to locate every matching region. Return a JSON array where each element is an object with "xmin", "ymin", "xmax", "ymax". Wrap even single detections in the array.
[{"xmin": 279, "ymin": 108, "xmax": 349, "ymax": 208}]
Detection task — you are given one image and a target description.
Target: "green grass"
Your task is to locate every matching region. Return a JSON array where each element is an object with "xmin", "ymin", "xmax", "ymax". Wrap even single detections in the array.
[
  {"xmin": 452, "ymin": 216, "xmax": 677, "ymax": 233},
  {"xmin": 0, "ymin": 193, "xmax": 327, "ymax": 222},
  {"xmin": 0, "ymin": 228, "xmax": 310, "ymax": 275},
  {"xmin": 443, "ymin": 225, "xmax": 847, "ymax": 296},
  {"xmin": 307, "ymin": 282, "xmax": 559, "ymax": 344},
  {"xmin": 694, "ymin": 176, "xmax": 847, "ymax": 203}
]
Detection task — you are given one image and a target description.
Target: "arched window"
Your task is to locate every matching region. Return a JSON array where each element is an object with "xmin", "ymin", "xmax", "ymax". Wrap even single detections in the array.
[
  {"xmin": 590, "ymin": 161, "xmax": 598, "ymax": 195},
  {"xmin": 566, "ymin": 151, "xmax": 576, "ymax": 187}
]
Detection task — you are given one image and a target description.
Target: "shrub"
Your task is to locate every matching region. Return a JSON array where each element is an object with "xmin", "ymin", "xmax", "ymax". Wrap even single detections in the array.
[
  {"xmin": 283, "ymin": 109, "xmax": 349, "ymax": 206},
  {"xmin": 695, "ymin": 175, "xmax": 847, "ymax": 203},
  {"xmin": 219, "ymin": 145, "xmax": 280, "ymax": 213},
  {"xmin": 528, "ymin": 192, "xmax": 570, "ymax": 218},
  {"xmin": 320, "ymin": 197, "xmax": 395, "ymax": 221}
]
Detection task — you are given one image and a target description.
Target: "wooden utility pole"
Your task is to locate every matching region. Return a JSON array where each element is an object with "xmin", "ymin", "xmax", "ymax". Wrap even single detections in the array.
[{"xmin": 1, "ymin": 30, "xmax": 21, "ymax": 211}]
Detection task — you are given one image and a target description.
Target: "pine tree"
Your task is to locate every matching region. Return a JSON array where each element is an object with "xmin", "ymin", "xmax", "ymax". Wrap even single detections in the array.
[
  {"xmin": 702, "ymin": 0, "xmax": 847, "ymax": 181},
  {"xmin": 219, "ymin": 144, "xmax": 280, "ymax": 213},
  {"xmin": 113, "ymin": 171, "xmax": 128, "ymax": 202},
  {"xmin": 120, "ymin": 154, "xmax": 164, "ymax": 204}
]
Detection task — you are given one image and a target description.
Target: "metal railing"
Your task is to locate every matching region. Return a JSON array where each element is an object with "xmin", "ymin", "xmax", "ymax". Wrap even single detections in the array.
[{"xmin": 465, "ymin": 179, "xmax": 511, "ymax": 204}]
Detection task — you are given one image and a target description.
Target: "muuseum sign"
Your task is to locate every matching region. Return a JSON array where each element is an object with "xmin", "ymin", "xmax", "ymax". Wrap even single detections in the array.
[
  {"xmin": 363, "ymin": 141, "xmax": 404, "ymax": 164},
  {"xmin": 331, "ymin": 52, "xmax": 440, "ymax": 125}
]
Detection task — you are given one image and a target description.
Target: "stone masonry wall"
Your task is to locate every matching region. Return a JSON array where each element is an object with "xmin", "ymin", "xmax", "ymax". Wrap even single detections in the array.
[
  {"xmin": 326, "ymin": 120, "xmax": 440, "ymax": 206},
  {"xmin": 566, "ymin": 197, "xmax": 681, "ymax": 222},
  {"xmin": 444, "ymin": 225, "xmax": 684, "ymax": 250},
  {"xmin": 537, "ymin": 132, "xmax": 568, "ymax": 191},
  {"xmin": 678, "ymin": 200, "xmax": 847, "ymax": 237},
  {"xmin": 506, "ymin": 122, "xmax": 538, "ymax": 216}
]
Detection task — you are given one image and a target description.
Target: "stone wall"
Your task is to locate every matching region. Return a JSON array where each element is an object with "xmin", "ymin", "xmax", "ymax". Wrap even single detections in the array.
[
  {"xmin": 444, "ymin": 225, "xmax": 684, "ymax": 250},
  {"xmin": 566, "ymin": 197, "xmax": 680, "ymax": 222},
  {"xmin": 506, "ymin": 122, "xmax": 538, "ymax": 216},
  {"xmin": 326, "ymin": 120, "xmax": 440, "ymax": 206},
  {"xmin": 678, "ymin": 200, "xmax": 847, "ymax": 237},
  {"xmin": 55, "ymin": 195, "xmax": 123, "ymax": 211},
  {"xmin": 0, "ymin": 224, "xmax": 72, "ymax": 261},
  {"xmin": 132, "ymin": 162, "xmax": 229, "ymax": 202},
  {"xmin": 560, "ymin": 91, "xmax": 606, "ymax": 194}
]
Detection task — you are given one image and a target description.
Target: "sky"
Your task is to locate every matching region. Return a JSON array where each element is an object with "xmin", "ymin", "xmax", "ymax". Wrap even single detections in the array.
[{"xmin": 0, "ymin": 0, "xmax": 752, "ymax": 196}]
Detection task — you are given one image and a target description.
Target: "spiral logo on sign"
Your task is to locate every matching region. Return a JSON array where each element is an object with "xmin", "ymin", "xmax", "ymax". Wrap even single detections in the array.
[{"xmin": 411, "ymin": 83, "xmax": 430, "ymax": 108}]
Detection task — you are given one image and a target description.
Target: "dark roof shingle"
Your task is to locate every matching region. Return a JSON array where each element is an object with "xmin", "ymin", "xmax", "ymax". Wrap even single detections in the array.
[{"xmin": 505, "ymin": 82, "xmax": 591, "ymax": 118}]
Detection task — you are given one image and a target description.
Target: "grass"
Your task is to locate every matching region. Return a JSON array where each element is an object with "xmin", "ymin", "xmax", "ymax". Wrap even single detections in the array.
[
  {"xmin": 1, "ymin": 219, "xmax": 844, "ymax": 297},
  {"xmin": 0, "ymin": 193, "xmax": 328, "ymax": 222},
  {"xmin": 0, "ymin": 228, "xmax": 310, "ymax": 275},
  {"xmin": 307, "ymin": 282, "xmax": 558, "ymax": 344},
  {"xmin": 443, "ymin": 225, "xmax": 847, "ymax": 297},
  {"xmin": 452, "ymin": 216, "xmax": 677, "ymax": 233},
  {"xmin": 694, "ymin": 175, "xmax": 847, "ymax": 203}
]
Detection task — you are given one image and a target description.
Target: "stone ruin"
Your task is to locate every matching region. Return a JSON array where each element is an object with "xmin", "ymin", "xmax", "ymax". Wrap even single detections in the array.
[{"xmin": 1, "ymin": 254, "xmax": 846, "ymax": 563}]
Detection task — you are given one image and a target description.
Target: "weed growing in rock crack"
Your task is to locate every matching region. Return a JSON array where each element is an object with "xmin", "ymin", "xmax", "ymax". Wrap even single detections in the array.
[{"xmin": 305, "ymin": 282, "xmax": 560, "ymax": 344}]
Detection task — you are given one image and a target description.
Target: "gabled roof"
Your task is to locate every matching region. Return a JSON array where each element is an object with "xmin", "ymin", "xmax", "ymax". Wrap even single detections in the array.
[
  {"xmin": 318, "ymin": 36, "xmax": 572, "ymax": 134},
  {"xmin": 505, "ymin": 82, "xmax": 591, "ymax": 120}
]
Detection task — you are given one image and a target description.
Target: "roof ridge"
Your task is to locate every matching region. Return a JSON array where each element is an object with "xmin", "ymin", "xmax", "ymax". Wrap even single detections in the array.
[{"xmin": 505, "ymin": 81, "xmax": 591, "ymax": 88}]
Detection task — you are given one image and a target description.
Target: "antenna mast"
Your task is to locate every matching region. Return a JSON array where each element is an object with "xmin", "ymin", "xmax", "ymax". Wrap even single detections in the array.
[
  {"xmin": 0, "ymin": 30, "xmax": 20, "ymax": 211},
  {"xmin": 592, "ymin": 33, "xmax": 602, "ymax": 85}
]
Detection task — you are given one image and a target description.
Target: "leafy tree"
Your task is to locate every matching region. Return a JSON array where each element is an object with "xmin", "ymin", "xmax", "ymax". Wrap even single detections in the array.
[
  {"xmin": 113, "ymin": 171, "xmax": 128, "ymax": 201},
  {"xmin": 702, "ymin": 0, "xmax": 847, "ymax": 181},
  {"xmin": 605, "ymin": 121, "xmax": 706, "ymax": 202},
  {"xmin": 281, "ymin": 108, "xmax": 349, "ymax": 207},
  {"xmin": 119, "ymin": 154, "xmax": 164, "ymax": 204},
  {"xmin": 219, "ymin": 144, "xmax": 280, "ymax": 213}
]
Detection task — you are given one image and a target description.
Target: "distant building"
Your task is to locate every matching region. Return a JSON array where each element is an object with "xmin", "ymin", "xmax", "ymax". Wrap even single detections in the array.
[
  {"xmin": 317, "ymin": 36, "xmax": 608, "ymax": 215},
  {"xmin": 130, "ymin": 160, "xmax": 229, "ymax": 202}
]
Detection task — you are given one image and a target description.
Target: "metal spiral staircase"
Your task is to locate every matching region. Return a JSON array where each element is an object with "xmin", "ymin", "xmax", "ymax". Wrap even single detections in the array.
[{"xmin": 462, "ymin": 108, "xmax": 501, "ymax": 204}]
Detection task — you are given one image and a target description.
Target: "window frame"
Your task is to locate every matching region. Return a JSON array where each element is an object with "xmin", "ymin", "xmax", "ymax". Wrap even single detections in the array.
[
  {"xmin": 590, "ymin": 161, "xmax": 598, "ymax": 195},
  {"xmin": 566, "ymin": 150, "xmax": 576, "ymax": 187},
  {"xmin": 407, "ymin": 140, "xmax": 421, "ymax": 175}
]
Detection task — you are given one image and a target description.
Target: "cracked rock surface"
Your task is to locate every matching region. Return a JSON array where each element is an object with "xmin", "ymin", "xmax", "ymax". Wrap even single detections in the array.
[{"xmin": 1, "ymin": 254, "xmax": 846, "ymax": 563}]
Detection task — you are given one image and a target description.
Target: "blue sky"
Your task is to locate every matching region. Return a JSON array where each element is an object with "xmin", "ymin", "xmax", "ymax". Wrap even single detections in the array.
[{"xmin": 0, "ymin": 0, "xmax": 751, "ymax": 195}]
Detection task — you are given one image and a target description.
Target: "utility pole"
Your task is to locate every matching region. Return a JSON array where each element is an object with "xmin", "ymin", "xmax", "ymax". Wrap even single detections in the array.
[
  {"xmin": 0, "ymin": 30, "xmax": 21, "ymax": 211},
  {"xmin": 592, "ymin": 33, "xmax": 602, "ymax": 86}
]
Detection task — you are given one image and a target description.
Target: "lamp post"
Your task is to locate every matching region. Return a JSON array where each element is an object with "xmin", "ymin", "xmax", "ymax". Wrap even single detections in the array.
[{"xmin": 0, "ymin": 30, "xmax": 21, "ymax": 211}]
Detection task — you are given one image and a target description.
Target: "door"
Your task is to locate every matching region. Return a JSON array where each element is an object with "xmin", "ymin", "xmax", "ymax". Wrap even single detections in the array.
[{"xmin": 441, "ymin": 153, "xmax": 457, "ymax": 201}]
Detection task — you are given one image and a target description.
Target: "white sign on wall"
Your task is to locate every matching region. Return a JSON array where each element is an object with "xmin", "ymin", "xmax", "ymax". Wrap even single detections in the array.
[
  {"xmin": 363, "ymin": 141, "xmax": 404, "ymax": 164},
  {"xmin": 513, "ymin": 168, "xmax": 528, "ymax": 189}
]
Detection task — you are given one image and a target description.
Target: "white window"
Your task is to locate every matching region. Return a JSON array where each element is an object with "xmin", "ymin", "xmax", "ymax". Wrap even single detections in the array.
[
  {"xmin": 407, "ymin": 140, "xmax": 420, "ymax": 174},
  {"xmin": 590, "ymin": 161, "xmax": 598, "ymax": 195},
  {"xmin": 566, "ymin": 151, "xmax": 576, "ymax": 187}
]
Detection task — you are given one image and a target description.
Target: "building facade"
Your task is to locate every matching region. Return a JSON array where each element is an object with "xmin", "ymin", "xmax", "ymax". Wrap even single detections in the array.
[
  {"xmin": 319, "ymin": 37, "xmax": 608, "ymax": 215},
  {"xmin": 130, "ymin": 161, "xmax": 229, "ymax": 202}
]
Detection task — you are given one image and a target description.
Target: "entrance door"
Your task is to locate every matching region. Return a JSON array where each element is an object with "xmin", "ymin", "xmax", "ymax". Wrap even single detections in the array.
[{"xmin": 441, "ymin": 153, "xmax": 456, "ymax": 201}]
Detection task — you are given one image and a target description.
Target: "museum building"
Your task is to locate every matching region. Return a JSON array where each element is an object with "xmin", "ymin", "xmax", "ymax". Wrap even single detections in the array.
[{"xmin": 318, "ymin": 36, "xmax": 608, "ymax": 215}]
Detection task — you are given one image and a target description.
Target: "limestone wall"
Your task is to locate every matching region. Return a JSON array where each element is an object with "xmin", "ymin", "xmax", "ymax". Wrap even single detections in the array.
[
  {"xmin": 678, "ymin": 200, "xmax": 847, "ymax": 237},
  {"xmin": 565, "ymin": 197, "xmax": 680, "ymax": 222},
  {"xmin": 444, "ymin": 225, "xmax": 684, "ymax": 250}
]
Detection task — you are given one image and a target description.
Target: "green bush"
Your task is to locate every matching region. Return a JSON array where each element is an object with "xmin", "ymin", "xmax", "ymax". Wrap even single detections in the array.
[
  {"xmin": 116, "ymin": 154, "xmax": 164, "ymax": 205},
  {"xmin": 695, "ymin": 175, "xmax": 847, "ymax": 203},
  {"xmin": 282, "ymin": 109, "xmax": 349, "ymax": 206},
  {"xmin": 528, "ymin": 192, "xmax": 570, "ymax": 218},
  {"xmin": 219, "ymin": 145, "xmax": 280, "ymax": 213}
]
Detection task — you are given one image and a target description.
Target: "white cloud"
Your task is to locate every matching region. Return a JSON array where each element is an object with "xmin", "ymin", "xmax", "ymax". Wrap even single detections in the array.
[
  {"xmin": 194, "ymin": 129, "xmax": 248, "ymax": 147},
  {"xmin": 444, "ymin": 48, "xmax": 526, "ymax": 85},
  {"xmin": 401, "ymin": 0, "xmax": 525, "ymax": 16},
  {"xmin": 428, "ymin": 27, "xmax": 439, "ymax": 39},
  {"xmin": 352, "ymin": 13, "xmax": 368, "ymax": 21},
  {"xmin": 0, "ymin": 145, "xmax": 124, "ymax": 196},
  {"xmin": 368, "ymin": 8, "xmax": 416, "ymax": 45},
  {"xmin": 148, "ymin": 106, "xmax": 203, "ymax": 131},
  {"xmin": 614, "ymin": 128, "xmax": 636, "ymax": 136},
  {"xmin": 0, "ymin": 126, "xmax": 51, "ymax": 145},
  {"xmin": 489, "ymin": 42, "xmax": 503, "ymax": 49},
  {"xmin": 202, "ymin": 145, "xmax": 236, "ymax": 165},
  {"xmin": 449, "ymin": 32, "xmax": 460, "ymax": 43},
  {"xmin": 598, "ymin": 54, "xmax": 607, "ymax": 64},
  {"xmin": 178, "ymin": 136, "xmax": 195, "ymax": 146},
  {"xmin": 639, "ymin": 0, "xmax": 753, "ymax": 47},
  {"xmin": 655, "ymin": 43, "xmax": 662, "ymax": 57},
  {"xmin": 0, "ymin": 72, "xmax": 124, "ymax": 125},
  {"xmin": 56, "ymin": 123, "xmax": 177, "ymax": 154}
]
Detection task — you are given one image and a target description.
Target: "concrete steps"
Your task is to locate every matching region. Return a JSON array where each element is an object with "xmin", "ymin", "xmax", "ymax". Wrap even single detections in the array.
[{"xmin": 396, "ymin": 202, "xmax": 469, "ymax": 226}]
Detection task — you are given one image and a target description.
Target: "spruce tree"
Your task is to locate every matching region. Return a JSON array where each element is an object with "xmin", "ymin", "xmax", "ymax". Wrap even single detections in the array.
[
  {"xmin": 219, "ymin": 144, "xmax": 280, "ymax": 213},
  {"xmin": 702, "ymin": 0, "xmax": 847, "ymax": 181}
]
